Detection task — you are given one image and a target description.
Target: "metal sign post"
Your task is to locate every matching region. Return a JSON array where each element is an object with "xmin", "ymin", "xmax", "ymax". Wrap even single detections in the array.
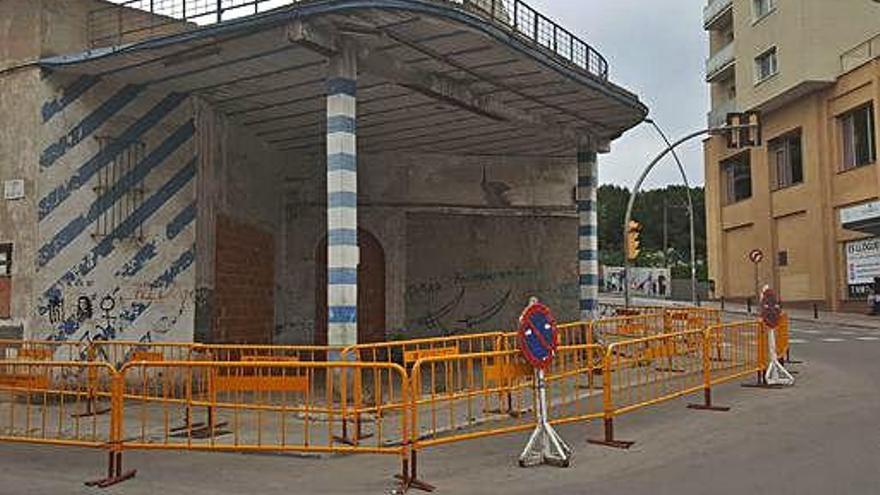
[
  {"xmin": 517, "ymin": 298, "xmax": 571, "ymax": 468},
  {"xmin": 749, "ymin": 249, "xmax": 764, "ymax": 311}
]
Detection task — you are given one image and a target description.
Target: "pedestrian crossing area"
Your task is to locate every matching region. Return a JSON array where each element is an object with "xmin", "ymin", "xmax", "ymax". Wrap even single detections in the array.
[{"xmin": 790, "ymin": 327, "xmax": 880, "ymax": 345}]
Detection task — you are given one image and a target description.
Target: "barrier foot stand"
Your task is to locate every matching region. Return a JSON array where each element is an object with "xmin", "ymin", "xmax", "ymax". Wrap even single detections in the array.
[
  {"xmin": 588, "ymin": 418, "xmax": 634, "ymax": 449},
  {"xmin": 85, "ymin": 450, "xmax": 136, "ymax": 488},
  {"xmin": 334, "ymin": 414, "xmax": 374, "ymax": 446},
  {"xmin": 519, "ymin": 369, "xmax": 573, "ymax": 468},
  {"xmin": 742, "ymin": 371, "xmax": 770, "ymax": 388},
  {"xmin": 394, "ymin": 451, "xmax": 435, "ymax": 493},
  {"xmin": 687, "ymin": 389, "xmax": 730, "ymax": 412},
  {"xmin": 784, "ymin": 350, "xmax": 803, "ymax": 365}
]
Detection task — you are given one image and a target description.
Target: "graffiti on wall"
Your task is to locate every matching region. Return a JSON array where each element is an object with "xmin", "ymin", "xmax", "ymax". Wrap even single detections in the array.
[
  {"xmin": 404, "ymin": 267, "xmax": 573, "ymax": 336},
  {"xmin": 34, "ymin": 76, "xmax": 197, "ymax": 344}
]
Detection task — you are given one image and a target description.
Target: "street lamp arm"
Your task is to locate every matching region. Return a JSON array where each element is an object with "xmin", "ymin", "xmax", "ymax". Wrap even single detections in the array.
[
  {"xmin": 623, "ymin": 126, "xmax": 720, "ymax": 307},
  {"xmin": 644, "ymin": 119, "xmax": 698, "ymax": 305}
]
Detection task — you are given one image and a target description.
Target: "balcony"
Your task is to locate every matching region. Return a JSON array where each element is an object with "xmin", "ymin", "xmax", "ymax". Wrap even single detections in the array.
[
  {"xmin": 703, "ymin": 0, "xmax": 733, "ymax": 30},
  {"xmin": 706, "ymin": 41, "xmax": 735, "ymax": 82},
  {"xmin": 707, "ymin": 99, "xmax": 737, "ymax": 129},
  {"xmin": 841, "ymin": 32, "xmax": 880, "ymax": 74}
]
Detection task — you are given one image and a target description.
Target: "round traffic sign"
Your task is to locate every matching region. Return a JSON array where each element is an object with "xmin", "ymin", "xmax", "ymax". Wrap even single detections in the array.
[
  {"xmin": 760, "ymin": 287, "xmax": 781, "ymax": 328},
  {"xmin": 749, "ymin": 249, "xmax": 764, "ymax": 264},
  {"xmin": 518, "ymin": 300, "xmax": 559, "ymax": 370}
]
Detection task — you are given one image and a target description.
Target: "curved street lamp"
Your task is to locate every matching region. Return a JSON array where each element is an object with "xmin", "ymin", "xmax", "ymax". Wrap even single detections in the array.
[{"xmin": 623, "ymin": 122, "xmax": 756, "ymax": 308}]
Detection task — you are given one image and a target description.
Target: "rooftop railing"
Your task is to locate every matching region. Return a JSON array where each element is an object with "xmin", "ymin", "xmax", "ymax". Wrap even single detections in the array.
[
  {"xmin": 840, "ymin": 31, "xmax": 880, "ymax": 74},
  {"xmin": 87, "ymin": 0, "xmax": 609, "ymax": 81}
]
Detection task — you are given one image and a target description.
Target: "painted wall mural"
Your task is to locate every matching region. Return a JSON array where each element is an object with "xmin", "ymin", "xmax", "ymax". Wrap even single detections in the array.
[{"xmin": 33, "ymin": 75, "xmax": 197, "ymax": 344}]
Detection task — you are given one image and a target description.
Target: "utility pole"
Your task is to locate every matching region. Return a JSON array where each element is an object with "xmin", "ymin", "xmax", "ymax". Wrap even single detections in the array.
[{"xmin": 662, "ymin": 196, "xmax": 668, "ymax": 268}]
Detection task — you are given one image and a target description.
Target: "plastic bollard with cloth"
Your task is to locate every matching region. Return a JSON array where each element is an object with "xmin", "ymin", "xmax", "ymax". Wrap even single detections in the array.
[{"xmin": 760, "ymin": 286, "xmax": 794, "ymax": 386}]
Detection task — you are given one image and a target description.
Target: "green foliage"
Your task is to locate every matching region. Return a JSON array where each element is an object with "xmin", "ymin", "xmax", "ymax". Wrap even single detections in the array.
[{"xmin": 598, "ymin": 184, "xmax": 707, "ymax": 280}]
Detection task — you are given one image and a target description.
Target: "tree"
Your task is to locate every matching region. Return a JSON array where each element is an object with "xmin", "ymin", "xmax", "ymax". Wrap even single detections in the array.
[{"xmin": 597, "ymin": 185, "xmax": 707, "ymax": 279}]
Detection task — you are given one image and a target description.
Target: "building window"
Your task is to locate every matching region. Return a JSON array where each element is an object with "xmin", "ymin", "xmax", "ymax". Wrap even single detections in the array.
[
  {"xmin": 769, "ymin": 131, "xmax": 803, "ymax": 189},
  {"xmin": 93, "ymin": 137, "xmax": 146, "ymax": 240},
  {"xmin": 778, "ymin": 250, "xmax": 788, "ymax": 267},
  {"xmin": 841, "ymin": 105, "xmax": 876, "ymax": 171},
  {"xmin": 753, "ymin": 0, "xmax": 775, "ymax": 19},
  {"xmin": 0, "ymin": 244, "xmax": 10, "ymax": 276},
  {"xmin": 755, "ymin": 47, "xmax": 778, "ymax": 83},
  {"xmin": 722, "ymin": 153, "xmax": 752, "ymax": 204}
]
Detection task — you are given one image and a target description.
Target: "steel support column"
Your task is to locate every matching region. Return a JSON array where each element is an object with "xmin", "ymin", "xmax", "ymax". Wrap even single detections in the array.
[
  {"xmin": 326, "ymin": 45, "xmax": 359, "ymax": 352},
  {"xmin": 577, "ymin": 137, "xmax": 599, "ymax": 321}
]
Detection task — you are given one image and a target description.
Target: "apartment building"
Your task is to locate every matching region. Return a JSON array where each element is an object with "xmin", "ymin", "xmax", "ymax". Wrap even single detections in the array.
[{"xmin": 703, "ymin": 0, "xmax": 880, "ymax": 310}]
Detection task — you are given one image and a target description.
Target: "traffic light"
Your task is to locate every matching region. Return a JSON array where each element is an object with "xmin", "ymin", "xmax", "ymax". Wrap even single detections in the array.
[
  {"xmin": 726, "ymin": 111, "xmax": 762, "ymax": 149},
  {"xmin": 626, "ymin": 220, "xmax": 641, "ymax": 261}
]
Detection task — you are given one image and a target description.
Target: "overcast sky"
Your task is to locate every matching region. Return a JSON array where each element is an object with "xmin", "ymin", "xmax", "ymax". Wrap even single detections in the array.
[{"xmin": 527, "ymin": 0, "xmax": 709, "ymax": 188}]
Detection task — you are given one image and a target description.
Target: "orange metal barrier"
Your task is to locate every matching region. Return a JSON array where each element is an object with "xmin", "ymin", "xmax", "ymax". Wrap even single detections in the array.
[
  {"xmin": 775, "ymin": 313, "xmax": 790, "ymax": 360},
  {"xmin": 409, "ymin": 344, "xmax": 604, "ymax": 449},
  {"xmin": 0, "ymin": 338, "xmax": 90, "ymax": 362},
  {"xmin": 341, "ymin": 331, "xmax": 507, "ymax": 365},
  {"xmin": 591, "ymin": 312, "xmax": 667, "ymax": 344},
  {"xmin": 664, "ymin": 307, "xmax": 722, "ymax": 333},
  {"xmin": 0, "ymin": 317, "xmax": 789, "ymax": 492},
  {"xmin": 116, "ymin": 360, "xmax": 410, "ymax": 456},
  {"xmin": 589, "ymin": 320, "xmax": 767, "ymax": 448}
]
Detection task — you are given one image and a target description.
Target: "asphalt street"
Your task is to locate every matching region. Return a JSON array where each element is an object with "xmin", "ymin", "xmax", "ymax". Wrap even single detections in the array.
[{"xmin": 0, "ymin": 318, "xmax": 878, "ymax": 495}]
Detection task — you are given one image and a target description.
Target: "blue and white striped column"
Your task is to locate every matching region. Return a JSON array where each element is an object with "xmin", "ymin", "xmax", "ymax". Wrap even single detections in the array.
[
  {"xmin": 577, "ymin": 138, "xmax": 599, "ymax": 321},
  {"xmin": 326, "ymin": 49, "xmax": 358, "ymax": 351}
]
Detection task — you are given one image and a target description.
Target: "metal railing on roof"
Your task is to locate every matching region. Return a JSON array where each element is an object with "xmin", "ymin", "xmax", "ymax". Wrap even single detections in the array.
[
  {"xmin": 840, "ymin": 31, "xmax": 880, "ymax": 74},
  {"xmin": 87, "ymin": 0, "xmax": 609, "ymax": 81}
]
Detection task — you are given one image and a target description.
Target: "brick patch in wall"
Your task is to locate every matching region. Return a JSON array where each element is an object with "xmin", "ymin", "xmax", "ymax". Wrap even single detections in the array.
[{"xmin": 213, "ymin": 214, "xmax": 274, "ymax": 343}]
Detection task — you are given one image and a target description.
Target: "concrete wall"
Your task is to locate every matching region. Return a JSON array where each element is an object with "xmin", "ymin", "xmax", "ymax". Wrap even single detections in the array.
[
  {"xmin": 275, "ymin": 149, "xmax": 577, "ymax": 344},
  {"xmin": 727, "ymin": 0, "xmax": 880, "ymax": 111},
  {"xmin": 706, "ymin": 59, "xmax": 880, "ymax": 310},
  {"xmin": 193, "ymin": 99, "xmax": 285, "ymax": 343}
]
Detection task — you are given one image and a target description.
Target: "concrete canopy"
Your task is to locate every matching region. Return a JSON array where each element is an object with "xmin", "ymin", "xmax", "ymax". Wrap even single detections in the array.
[{"xmin": 40, "ymin": 0, "xmax": 647, "ymax": 157}]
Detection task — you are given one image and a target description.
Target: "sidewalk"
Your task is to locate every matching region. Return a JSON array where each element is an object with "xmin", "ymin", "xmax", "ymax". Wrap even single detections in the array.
[{"xmin": 599, "ymin": 294, "xmax": 880, "ymax": 330}]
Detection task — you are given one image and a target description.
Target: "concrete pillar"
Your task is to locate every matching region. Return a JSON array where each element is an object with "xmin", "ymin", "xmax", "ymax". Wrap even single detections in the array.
[
  {"xmin": 326, "ymin": 47, "xmax": 358, "ymax": 351},
  {"xmin": 577, "ymin": 138, "xmax": 599, "ymax": 321}
]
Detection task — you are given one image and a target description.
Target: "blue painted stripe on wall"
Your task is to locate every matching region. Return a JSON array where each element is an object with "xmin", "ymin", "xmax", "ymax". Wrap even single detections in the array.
[
  {"xmin": 328, "ymin": 268, "xmax": 357, "ymax": 285},
  {"xmin": 328, "ymin": 191, "xmax": 357, "ymax": 208},
  {"xmin": 151, "ymin": 245, "xmax": 196, "ymax": 289},
  {"xmin": 327, "ymin": 78, "xmax": 356, "ymax": 97},
  {"xmin": 112, "ymin": 244, "xmax": 197, "ymax": 333},
  {"xmin": 37, "ymin": 120, "xmax": 195, "ymax": 267},
  {"xmin": 115, "ymin": 243, "xmax": 158, "ymax": 278},
  {"xmin": 40, "ymin": 85, "xmax": 144, "ymax": 169},
  {"xmin": 38, "ymin": 92, "xmax": 189, "ymax": 221},
  {"xmin": 327, "ymin": 115, "xmax": 356, "ymax": 134},
  {"xmin": 328, "ymin": 152, "xmax": 356, "ymax": 172},
  {"xmin": 42, "ymin": 157, "xmax": 197, "ymax": 302},
  {"xmin": 578, "ymin": 274, "xmax": 599, "ymax": 285},
  {"xmin": 115, "ymin": 201, "xmax": 196, "ymax": 279},
  {"xmin": 42, "ymin": 75, "xmax": 101, "ymax": 123},
  {"xmin": 577, "ymin": 176, "xmax": 598, "ymax": 187},
  {"xmin": 167, "ymin": 202, "xmax": 196, "ymax": 240},
  {"xmin": 576, "ymin": 200, "xmax": 595, "ymax": 212},
  {"xmin": 577, "ymin": 151, "xmax": 597, "ymax": 163},
  {"xmin": 578, "ymin": 250, "xmax": 597, "ymax": 261},
  {"xmin": 578, "ymin": 225, "xmax": 596, "ymax": 236},
  {"xmin": 579, "ymin": 299, "xmax": 597, "ymax": 311},
  {"xmin": 328, "ymin": 228, "xmax": 357, "ymax": 246},
  {"xmin": 328, "ymin": 305, "xmax": 357, "ymax": 323}
]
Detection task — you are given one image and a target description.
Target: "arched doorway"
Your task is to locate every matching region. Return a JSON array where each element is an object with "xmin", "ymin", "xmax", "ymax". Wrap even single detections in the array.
[{"xmin": 314, "ymin": 229, "xmax": 386, "ymax": 346}]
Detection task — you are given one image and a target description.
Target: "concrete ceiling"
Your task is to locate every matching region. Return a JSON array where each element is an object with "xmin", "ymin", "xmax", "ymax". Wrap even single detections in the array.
[{"xmin": 42, "ymin": 1, "xmax": 648, "ymax": 158}]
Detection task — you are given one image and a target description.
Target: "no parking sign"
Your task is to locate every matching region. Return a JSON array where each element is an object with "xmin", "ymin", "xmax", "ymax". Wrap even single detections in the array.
[{"xmin": 517, "ymin": 300, "xmax": 559, "ymax": 370}]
